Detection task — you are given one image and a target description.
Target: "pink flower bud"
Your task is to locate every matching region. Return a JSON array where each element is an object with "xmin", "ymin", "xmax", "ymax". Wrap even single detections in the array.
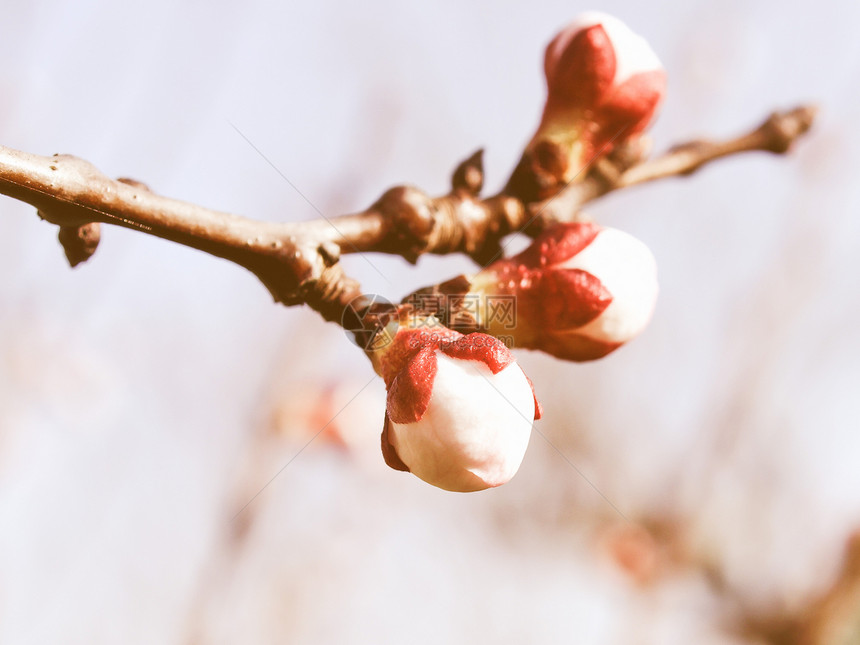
[
  {"xmin": 373, "ymin": 328, "xmax": 541, "ymax": 492},
  {"xmin": 544, "ymin": 13, "xmax": 664, "ymax": 126},
  {"xmin": 506, "ymin": 13, "xmax": 666, "ymax": 201},
  {"xmin": 543, "ymin": 13, "xmax": 665, "ymax": 146},
  {"xmin": 476, "ymin": 222, "xmax": 658, "ymax": 361}
]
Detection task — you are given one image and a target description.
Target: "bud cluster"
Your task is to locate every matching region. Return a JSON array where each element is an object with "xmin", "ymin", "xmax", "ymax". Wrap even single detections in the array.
[{"xmin": 364, "ymin": 12, "xmax": 664, "ymax": 492}]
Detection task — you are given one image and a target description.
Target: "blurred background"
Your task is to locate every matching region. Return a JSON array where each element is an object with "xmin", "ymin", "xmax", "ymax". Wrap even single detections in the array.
[{"xmin": 1, "ymin": 1, "xmax": 859, "ymax": 643}]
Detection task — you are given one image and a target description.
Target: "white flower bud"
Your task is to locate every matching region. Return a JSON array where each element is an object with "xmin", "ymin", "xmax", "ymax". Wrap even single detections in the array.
[{"xmin": 376, "ymin": 330, "xmax": 540, "ymax": 492}]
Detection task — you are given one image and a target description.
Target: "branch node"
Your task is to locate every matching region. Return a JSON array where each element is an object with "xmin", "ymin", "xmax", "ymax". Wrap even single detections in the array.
[
  {"xmin": 759, "ymin": 105, "xmax": 818, "ymax": 153},
  {"xmin": 373, "ymin": 185, "xmax": 436, "ymax": 260},
  {"xmin": 505, "ymin": 140, "xmax": 569, "ymax": 203},
  {"xmin": 451, "ymin": 148, "xmax": 484, "ymax": 196},
  {"xmin": 297, "ymin": 263, "xmax": 363, "ymax": 324},
  {"xmin": 117, "ymin": 177, "xmax": 152, "ymax": 192},
  {"xmin": 57, "ymin": 222, "xmax": 101, "ymax": 268},
  {"xmin": 318, "ymin": 240, "xmax": 341, "ymax": 266}
]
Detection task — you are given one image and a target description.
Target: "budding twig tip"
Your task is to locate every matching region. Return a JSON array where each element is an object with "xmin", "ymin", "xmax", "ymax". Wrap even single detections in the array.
[
  {"xmin": 57, "ymin": 222, "xmax": 101, "ymax": 268},
  {"xmin": 451, "ymin": 148, "xmax": 485, "ymax": 196}
]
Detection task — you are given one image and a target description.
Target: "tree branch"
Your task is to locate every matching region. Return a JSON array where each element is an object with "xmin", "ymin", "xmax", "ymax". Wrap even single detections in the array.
[
  {"xmin": 532, "ymin": 105, "xmax": 818, "ymax": 226},
  {"xmin": 0, "ymin": 104, "xmax": 815, "ymax": 324}
]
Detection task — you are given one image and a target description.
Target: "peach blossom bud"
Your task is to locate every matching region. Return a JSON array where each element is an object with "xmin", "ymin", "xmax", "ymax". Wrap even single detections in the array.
[
  {"xmin": 475, "ymin": 221, "xmax": 658, "ymax": 361},
  {"xmin": 543, "ymin": 12, "xmax": 665, "ymax": 137},
  {"xmin": 507, "ymin": 13, "xmax": 666, "ymax": 201},
  {"xmin": 371, "ymin": 327, "xmax": 540, "ymax": 492}
]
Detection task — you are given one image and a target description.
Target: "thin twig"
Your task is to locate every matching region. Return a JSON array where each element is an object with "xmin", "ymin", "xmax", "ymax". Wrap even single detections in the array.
[{"xmin": 532, "ymin": 106, "xmax": 817, "ymax": 226}]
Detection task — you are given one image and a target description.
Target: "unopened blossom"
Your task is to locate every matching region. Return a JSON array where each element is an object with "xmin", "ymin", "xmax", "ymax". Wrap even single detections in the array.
[
  {"xmin": 507, "ymin": 12, "xmax": 666, "ymax": 201},
  {"xmin": 468, "ymin": 221, "xmax": 658, "ymax": 361},
  {"xmin": 370, "ymin": 325, "xmax": 540, "ymax": 492}
]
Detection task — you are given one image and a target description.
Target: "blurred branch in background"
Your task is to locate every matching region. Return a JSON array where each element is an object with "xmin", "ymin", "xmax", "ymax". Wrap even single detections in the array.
[{"xmin": 737, "ymin": 532, "xmax": 860, "ymax": 645}]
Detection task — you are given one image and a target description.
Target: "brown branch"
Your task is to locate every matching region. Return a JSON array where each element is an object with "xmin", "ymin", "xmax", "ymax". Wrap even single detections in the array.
[
  {"xmin": 0, "ymin": 146, "xmax": 364, "ymax": 321},
  {"xmin": 532, "ymin": 105, "xmax": 818, "ymax": 227},
  {"xmin": 0, "ymin": 104, "xmax": 815, "ymax": 325}
]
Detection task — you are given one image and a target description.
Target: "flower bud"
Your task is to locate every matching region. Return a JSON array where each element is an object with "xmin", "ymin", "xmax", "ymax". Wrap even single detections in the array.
[
  {"xmin": 543, "ymin": 12, "xmax": 665, "ymax": 130},
  {"xmin": 507, "ymin": 13, "xmax": 666, "ymax": 201},
  {"xmin": 472, "ymin": 221, "xmax": 658, "ymax": 361},
  {"xmin": 370, "ymin": 326, "xmax": 540, "ymax": 492}
]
